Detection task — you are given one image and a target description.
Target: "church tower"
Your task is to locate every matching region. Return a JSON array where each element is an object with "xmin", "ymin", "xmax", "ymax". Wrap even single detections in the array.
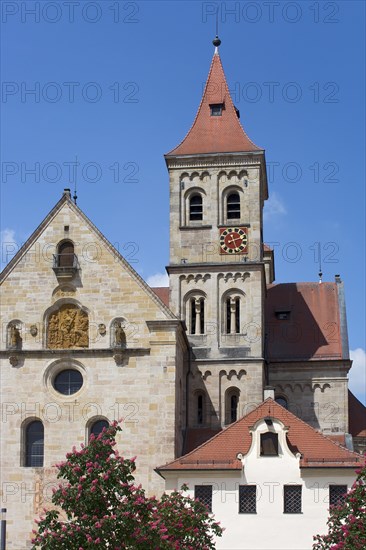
[{"xmin": 165, "ymin": 38, "xmax": 272, "ymax": 432}]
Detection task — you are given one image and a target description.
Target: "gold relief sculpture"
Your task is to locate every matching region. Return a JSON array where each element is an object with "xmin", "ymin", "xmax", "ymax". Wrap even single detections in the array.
[{"xmin": 47, "ymin": 305, "xmax": 89, "ymax": 349}]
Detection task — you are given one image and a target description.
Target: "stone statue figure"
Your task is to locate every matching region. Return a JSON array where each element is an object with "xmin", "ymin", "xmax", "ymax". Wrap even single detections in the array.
[
  {"xmin": 9, "ymin": 325, "xmax": 21, "ymax": 348},
  {"xmin": 114, "ymin": 321, "xmax": 126, "ymax": 348},
  {"xmin": 47, "ymin": 305, "xmax": 89, "ymax": 349}
]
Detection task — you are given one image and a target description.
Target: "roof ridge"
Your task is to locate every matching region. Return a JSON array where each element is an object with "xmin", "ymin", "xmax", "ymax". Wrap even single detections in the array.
[
  {"xmin": 0, "ymin": 193, "xmax": 177, "ymax": 320},
  {"xmin": 0, "ymin": 192, "xmax": 69, "ymax": 282},
  {"xmin": 158, "ymin": 398, "xmax": 362, "ymax": 471},
  {"xmin": 216, "ymin": 54, "xmax": 261, "ymax": 151},
  {"xmin": 165, "ymin": 54, "xmax": 217, "ymax": 157}
]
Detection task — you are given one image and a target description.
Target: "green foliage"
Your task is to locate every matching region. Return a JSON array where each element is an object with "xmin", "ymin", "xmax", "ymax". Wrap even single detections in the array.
[
  {"xmin": 31, "ymin": 422, "xmax": 223, "ymax": 549},
  {"xmin": 313, "ymin": 463, "xmax": 366, "ymax": 550}
]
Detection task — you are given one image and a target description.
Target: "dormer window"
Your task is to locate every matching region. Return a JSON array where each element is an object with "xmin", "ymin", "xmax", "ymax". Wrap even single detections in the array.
[
  {"xmin": 210, "ymin": 103, "xmax": 224, "ymax": 116},
  {"xmin": 260, "ymin": 432, "xmax": 278, "ymax": 456}
]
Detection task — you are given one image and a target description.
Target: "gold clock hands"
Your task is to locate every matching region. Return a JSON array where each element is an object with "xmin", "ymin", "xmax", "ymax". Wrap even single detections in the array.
[{"xmin": 227, "ymin": 235, "xmax": 242, "ymax": 247}]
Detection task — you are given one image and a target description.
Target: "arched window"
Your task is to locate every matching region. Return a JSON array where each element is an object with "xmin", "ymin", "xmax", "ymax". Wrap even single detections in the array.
[
  {"xmin": 57, "ymin": 241, "xmax": 74, "ymax": 267},
  {"xmin": 190, "ymin": 297, "xmax": 205, "ymax": 334},
  {"xmin": 227, "ymin": 192, "xmax": 240, "ymax": 219},
  {"xmin": 275, "ymin": 396, "xmax": 288, "ymax": 409},
  {"xmin": 226, "ymin": 297, "xmax": 240, "ymax": 334},
  {"xmin": 225, "ymin": 388, "xmax": 239, "ymax": 425},
  {"xmin": 197, "ymin": 393, "xmax": 205, "ymax": 425},
  {"xmin": 89, "ymin": 419, "xmax": 109, "ymax": 440},
  {"xmin": 230, "ymin": 394, "xmax": 238, "ymax": 423},
  {"xmin": 189, "ymin": 194, "xmax": 203, "ymax": 221},
  {"xmin": 25, "ymin": 421, "xmax": 44, "ymax": 467}
]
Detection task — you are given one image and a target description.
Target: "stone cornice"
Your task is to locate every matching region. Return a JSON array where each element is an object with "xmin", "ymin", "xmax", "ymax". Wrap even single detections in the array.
[
  {"xmin": 166, "ymin": 153, "xmax": 265, "ymax": 171},
  {"xmin": 0, "ymin": 347, "xmax": 150, "ymax": 358},
  {"xmin": 167, "ymin": 262, "xmax": 265, "ymax": 274}
]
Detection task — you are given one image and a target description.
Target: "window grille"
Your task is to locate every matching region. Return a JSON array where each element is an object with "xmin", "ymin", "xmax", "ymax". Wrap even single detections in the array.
[
  {"xmin": 25, "ymin": 421, "xmax": 44, "ymax": 467},
  {"xmin": 284, "ymin": 485, "xmax": 302, "ymax": 513},
  {"xmin": 239, "ymin": 485, "xmax": 257, "ymax": 513},
  {"xmin": 329, "ymin": 485, "xmax": 347, "ymax": 506},
  {"xmin": 195, "ymin": 485, "xmax": 212, "ymax": 512}
]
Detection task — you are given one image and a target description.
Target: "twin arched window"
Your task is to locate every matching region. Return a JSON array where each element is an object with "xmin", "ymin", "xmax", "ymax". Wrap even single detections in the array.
[{"xmin": 187, "ymin": 190, "xmax": 241, "ymax": 224}]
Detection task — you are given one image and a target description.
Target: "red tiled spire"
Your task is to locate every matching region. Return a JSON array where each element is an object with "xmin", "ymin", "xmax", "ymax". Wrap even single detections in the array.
[{"xmin": 166, "ymin": 52, "xmax": 262, "ymax": 156}]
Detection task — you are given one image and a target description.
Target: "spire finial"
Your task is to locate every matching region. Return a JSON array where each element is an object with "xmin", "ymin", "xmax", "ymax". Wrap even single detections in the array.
[
  {"xmin": 213, "ymin": 35, "xmax": 221, "ymax": 50},
  {"xmin": 213, "ymin": 7, "xmax": 221, "ymax": 53},
  {"xmin": 73, "ymin": 155, "xmax": 78, "ymax": 205},
  {"xmin": 318, "ymin": 243, "xmax": 323, "ymax": 284}
]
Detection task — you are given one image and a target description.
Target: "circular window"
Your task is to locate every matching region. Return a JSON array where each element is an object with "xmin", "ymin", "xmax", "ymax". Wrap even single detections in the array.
[{"xmin": 54, "ymin": 369, "xmax": 83, "ymax": 395}]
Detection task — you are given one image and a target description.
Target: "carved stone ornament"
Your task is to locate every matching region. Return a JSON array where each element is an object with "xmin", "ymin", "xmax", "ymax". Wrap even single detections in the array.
[
  {"xmin": 9, "ymin": 356, "xmax": 19, "ymax": 367},
  {"xmin": 30, "ymin": 324, "xmax": 38, "ymax": 337},
  {"xmin": 113, "ymin": 321, "xmax": 126, "ymax": 348},
  {"xmin": 47, "ymin": 305, "xmax": 89, "ymax": 349},
  {"xmin": 113, "ymin": 353, "xmax": 124, "ymax": 365},
  {"xmin": 98, "ymin": 323, "xmax": 106, "ymax": 336}
]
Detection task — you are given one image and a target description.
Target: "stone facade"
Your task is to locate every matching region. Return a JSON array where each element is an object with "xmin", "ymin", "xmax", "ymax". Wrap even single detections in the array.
[{"xmin": 0, "ymin": 194, "xmax": 188, "ymax": 548}]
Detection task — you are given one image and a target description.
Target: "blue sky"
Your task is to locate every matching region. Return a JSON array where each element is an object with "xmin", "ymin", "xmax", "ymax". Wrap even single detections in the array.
[{"xmin": 1, "ymin": 1, "xmax": 365, "ymax": 402}]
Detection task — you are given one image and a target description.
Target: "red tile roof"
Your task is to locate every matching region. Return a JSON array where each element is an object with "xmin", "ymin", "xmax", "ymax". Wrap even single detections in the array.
[
  {"xmin": 151, "ymin": 287, "xmax": 169, "ymax": 307},
  {"xmin": 184, "ymin": 428, "xmax": 222, "ymax": 454},
  {"xmin": 265, "ymin": 283, "xmax": 343, "ymax": 361},
  {"xmin": 157, "ymin": 399, "xmax": 363, "ymax": 472},
  {"xmin": 348, "ymin": 391, "xmax": 366, "ymax": 437},
  {"xmin": 166, "ymin": 53, "xmax": 262, "ymax": 156}
]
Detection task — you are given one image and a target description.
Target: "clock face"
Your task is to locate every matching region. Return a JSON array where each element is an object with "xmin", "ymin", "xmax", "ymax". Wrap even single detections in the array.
[{"xmin": 220, "ymin": 227, "xmax": 248, "ymax": 254}]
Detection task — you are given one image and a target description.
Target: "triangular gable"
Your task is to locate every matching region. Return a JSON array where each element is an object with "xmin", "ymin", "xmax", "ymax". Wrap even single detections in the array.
[
  {"xmin": 0, "ymin": 190, "xmax": 175, "ymax": 320},
  {"xmin": 157, "ymin": 399, "xmax": 363, "ymax": 472}
]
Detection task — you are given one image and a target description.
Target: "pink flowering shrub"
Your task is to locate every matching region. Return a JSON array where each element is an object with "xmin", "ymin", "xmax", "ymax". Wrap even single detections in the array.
[
  {"xmin": 31, "ymin": 422, "xmax": 223, "ymax": 549},
  {"xmin": 313, "ymin": 462, "xmax": 366, "ymax": 550}
]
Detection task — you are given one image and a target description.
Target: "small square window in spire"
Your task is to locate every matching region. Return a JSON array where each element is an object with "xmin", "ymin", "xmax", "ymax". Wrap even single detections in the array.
[{"xmin": 210, "ymin": 103, "xmax": 224, "ymax": 116}]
